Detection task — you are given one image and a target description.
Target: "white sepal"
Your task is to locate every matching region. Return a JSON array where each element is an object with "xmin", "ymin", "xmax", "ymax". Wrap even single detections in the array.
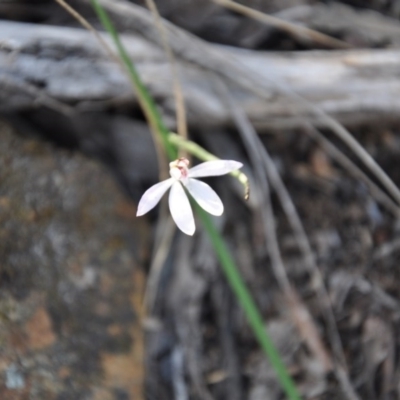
[
  {"xmin": 136, "ymin": 178, "xmax": 174, "ymax": 216},
  {"xmin": 188, "ymin": 160, "xmax": 243, "ymax": 178},
  {"xmin": 184, "ymin": 179, "xmax": 223, "ymax": 216},
  {"xmin": 169, "ymin": 181, "xmax": 195, "ymax": 236}
]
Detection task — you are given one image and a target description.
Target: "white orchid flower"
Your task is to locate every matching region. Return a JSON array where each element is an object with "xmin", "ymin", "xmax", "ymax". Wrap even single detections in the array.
[{"xmin": 136, "ymin": 158, "xmax": 243, "ymax": 235}]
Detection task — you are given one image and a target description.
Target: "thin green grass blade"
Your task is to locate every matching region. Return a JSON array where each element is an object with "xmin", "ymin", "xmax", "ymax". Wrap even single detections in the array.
[
  {"xmin": 91, "ymin": 0, "xmax": 176, "ymax": 160},
  {"xmin": 90, "ymin": 2, "xmax": 302, "ymax": 399},
  {"xmin": 195, "ymin": 204, "xmax": 301, "ymax": 400}
]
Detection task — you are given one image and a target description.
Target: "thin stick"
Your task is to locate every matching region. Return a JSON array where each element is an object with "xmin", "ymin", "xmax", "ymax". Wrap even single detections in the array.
[
  {"xmin": 142, "ymin": 0, "xmax": 189, "ymax": 316},
  {"xmin": 310, "ymin": 109, "xmax": 400, "ymax": 206},
  {"xmin": 252, "ymin": 69, "xmax": 400, "ymax": 207},
  {"xmin": 217, "ymin": 79, "xmax": 361, "ymax": 400},
  {"xmin": 78, "ymin": 2, "xmax": 303, "ymax": 398},
  {"xmin": 373, "ymin": 237, "xmax": 400, "ymax": 260},
  {"xmin": 54, "ymin": 0, "xmax": 117, "ymax": 62},
  {"xmin": 53, "ymin": 0, "xmax": 168, "ymax": 181},
  {"xmin": 306, "ymin": 125, "xmax": 400, "ymax": 217},
  {"xmin": 0, "ymin": 73, "xmax": 74, "ymax": 116},
  {"xmin": 259, "ymin": 134, "xmax": 360, "ymax": 400},
  {"xmin": 145, "ymin": 133, "xmax": 251, "ymax": 311},
  {"xmin": 145, "ymin": 0, "xmax": 188, "ymax": 143},
  {"xmin": 93, "ymin": 0, "xmax": 400, "ymax": 209},
  {"xmin": 144, "ymin": 213, "xmax": 176, "ymax": 311},
  {"xmin": 216, "ymin": 78, "xmax": 336, "ymax": 368},
  {"xmin": 212, "ymin": 0, "xmax": 351, "ymax": 49},
  {"xmin": 196, "ymin": 205, "xmax": 302, "ymax": 400}
]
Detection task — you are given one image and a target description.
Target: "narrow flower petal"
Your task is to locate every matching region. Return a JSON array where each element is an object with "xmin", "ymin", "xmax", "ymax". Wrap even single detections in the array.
[
  {"xmin": 188, "ymin": 160, "xmax": 243, "ymax": 178},
  {"xmin": 169, "ymin": 182, "xmax": 195, "ymax": 235},
  {"xmin": 136, "ymin": 178, "xmax": 174, "ymax": 216},
  {"xmin": 184, "ymin": 179, "xmax": 224, "ymax": 216}
]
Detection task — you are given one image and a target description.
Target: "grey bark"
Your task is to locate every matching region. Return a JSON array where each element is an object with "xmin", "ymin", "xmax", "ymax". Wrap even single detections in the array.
[{"xmin": 1, "ymin": 20, "xmax": 400, "ymax": 131}]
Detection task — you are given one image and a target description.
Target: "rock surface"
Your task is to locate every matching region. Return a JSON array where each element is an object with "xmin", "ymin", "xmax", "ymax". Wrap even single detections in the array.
[{"xmin": 0, "ymin": 120, "xmax": 147, "ymax": 400}]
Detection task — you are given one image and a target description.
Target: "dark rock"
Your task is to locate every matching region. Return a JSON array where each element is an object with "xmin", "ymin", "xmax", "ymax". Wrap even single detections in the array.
[{"xmin": 0, "ymin": 120, "xmax": 147, "ymax": 399}]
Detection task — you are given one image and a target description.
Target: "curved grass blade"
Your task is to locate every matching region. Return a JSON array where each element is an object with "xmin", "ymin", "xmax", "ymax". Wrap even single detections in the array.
[
  {"xmin": 91, "ymin": 2, "xmax": 302, "ymax": 398},
  {"xmin": 91, "ymin": 0, "xmax": 177, "ymax": 161}
]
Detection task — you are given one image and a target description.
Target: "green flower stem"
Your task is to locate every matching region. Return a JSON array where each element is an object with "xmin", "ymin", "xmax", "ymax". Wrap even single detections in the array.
[
  {"xmin": 91, "ymin": 0, "xmax": 177, "ymax": 161},
  {"xmin": 195, "ymin": 204, "xmax": 301, "ymax": 400},
  {"xmin": 91, "ymin": 2, "xmax": 301, "ymax": 399},
  {"xmin": 168, "ymin": 133, "xmax": 249, "ymax": 199}
]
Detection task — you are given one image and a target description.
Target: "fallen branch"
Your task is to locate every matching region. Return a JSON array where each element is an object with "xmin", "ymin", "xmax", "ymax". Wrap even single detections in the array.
[{"xmin": 2, "ymin": 21, "xmax": 400, "ymax": 131}]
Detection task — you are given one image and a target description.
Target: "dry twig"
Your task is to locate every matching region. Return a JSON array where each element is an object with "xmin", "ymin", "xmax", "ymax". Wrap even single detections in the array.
[
  {"xmin": 142, "ymin": 0, "xmax": 190, "ymax": 314},
  {"xmin": 144, "ymin": 211, "xmax": 176, "ymax": 311},
  {"xmin": 0, "ymin": 73, "xmax": 75, "ymax": 116},
  {"xmin": 144, "ymin": 0, "xmax": 188, "ymax": 143},
  {"xmin": 216, "ymin": 78, "xmax": 336, "ymax": 377},
  {"xmin": 54, "ymin": 0, "xmax": 168, "ymax": 182},
  {"xmin": 306, "ymin": 125, "xmax": 400, "ymax": 217},
  {"xmin": 216, "ymin": 79, "xmax": 361, "ymax": 400},
  {"xmin": 212, "ymin": 0, "xmax": 351, "ymax": 49},
  {"xmin": 373, "ymin": 236, "xmax": 400, "ymax": 260},
  {"xmin": 93, "ymin": 0, "xmax": 400, "ymax": 209},
  {"xmin": 54, "ymin": 0, "xmax": 117, "ymax": 62}
]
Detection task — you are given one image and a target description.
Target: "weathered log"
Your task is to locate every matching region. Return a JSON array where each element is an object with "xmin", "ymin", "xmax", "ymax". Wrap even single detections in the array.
[{"xmin": 1, "ymin": 20, "xmax": 400, "ymax": 130}]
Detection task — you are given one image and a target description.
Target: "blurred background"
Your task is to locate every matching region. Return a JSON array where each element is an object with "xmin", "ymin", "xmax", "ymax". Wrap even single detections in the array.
[{"xmin": 1, "ymin": 1, "xmax": 400, "ymax": 399}]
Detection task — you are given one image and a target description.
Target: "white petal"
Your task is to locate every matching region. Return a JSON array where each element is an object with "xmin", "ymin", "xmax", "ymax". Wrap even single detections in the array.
[
  {"xmin": 188, "ymin": 160, "xmax": 243, "ymax": 178},
  {"xmin": 184, "ymin": 179, "xmax": 223, "ymax": 216},
  {"xmin": 136, "ymin": 178, "xmax": 174, "ymax": 216},
  {"xmin": 169, "ymin": 182, "xmax": 195, "ymax": 235}
]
